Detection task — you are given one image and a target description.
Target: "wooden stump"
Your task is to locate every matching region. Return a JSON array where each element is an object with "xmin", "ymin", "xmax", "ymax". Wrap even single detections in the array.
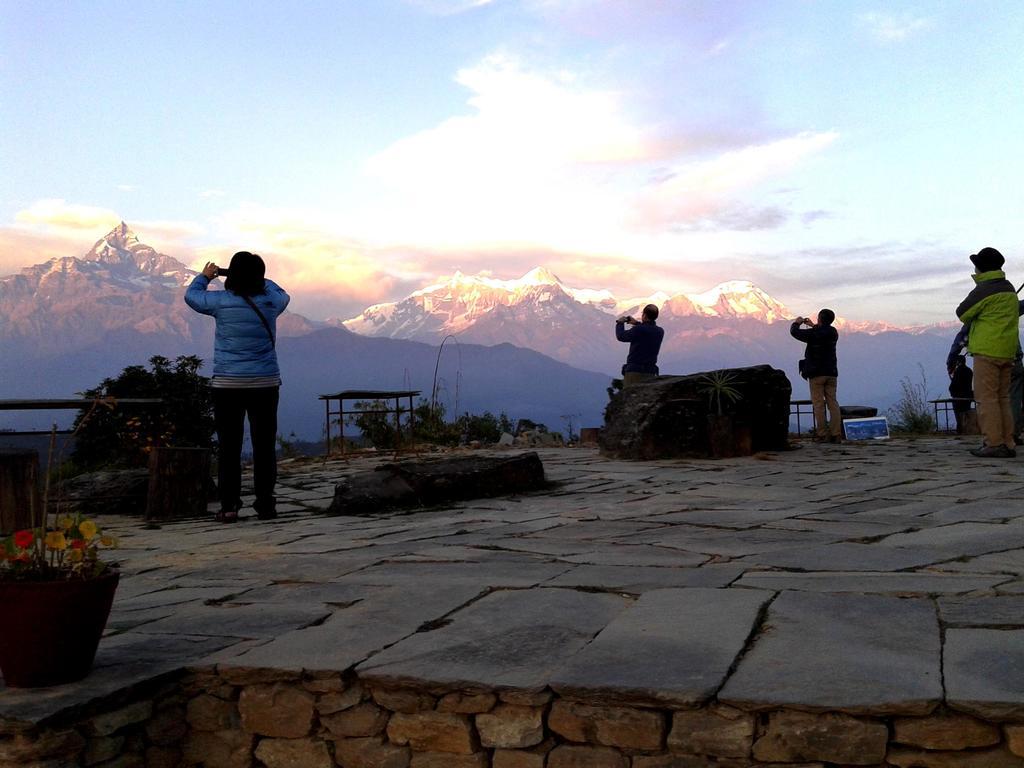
[
  {"xmin": 0, "ymin": 449, "xmax": 40, "ymax": 533},
  {"xmin": 145, "ymin": 447, "xmax": 211, "ymax": 521}
]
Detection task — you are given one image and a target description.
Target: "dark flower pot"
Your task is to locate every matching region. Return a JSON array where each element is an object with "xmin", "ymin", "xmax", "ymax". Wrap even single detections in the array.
[{"xmin": 0, "ymin": 571, "xmax": 119, "ymax": 687}]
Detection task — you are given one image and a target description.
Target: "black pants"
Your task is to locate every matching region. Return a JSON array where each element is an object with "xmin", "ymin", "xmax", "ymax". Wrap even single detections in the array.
[{"xmin": 213, "ymin": 387, "xmax": 279, "ymax": 512}]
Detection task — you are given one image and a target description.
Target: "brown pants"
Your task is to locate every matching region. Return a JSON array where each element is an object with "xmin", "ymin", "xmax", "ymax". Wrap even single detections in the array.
[
  {"xmin": 973, "ymin": 354, "xmax": 1015, "ymax": 448},
  {"xmin": 809, "ymin": 376, "xmax": 841, "ymax": 437}
]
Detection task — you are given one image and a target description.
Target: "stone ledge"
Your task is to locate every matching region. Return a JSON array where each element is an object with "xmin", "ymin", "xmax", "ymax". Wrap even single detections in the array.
[{"xmin": 6, "ymin": 667, "xmax": 1024, "ymax": 768}]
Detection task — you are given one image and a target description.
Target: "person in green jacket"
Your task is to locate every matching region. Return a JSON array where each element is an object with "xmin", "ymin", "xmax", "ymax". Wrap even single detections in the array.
[{"xmin": 956, "ymin": 247, "xmax": 1019, "ymax": 458}]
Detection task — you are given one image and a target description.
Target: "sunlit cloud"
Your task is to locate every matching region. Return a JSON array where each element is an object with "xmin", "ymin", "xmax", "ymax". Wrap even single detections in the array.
[
  {"xmin": 206, "ymin": 203, "xmax": 414, "ymax": 317},
  {"xmin": 361, "ymin": 53, "xmax": 828, "ymax": 257},
  {"xmin": 629, "ymin": 131, "xmax": 839, "ymax": 231},
  {"xmin": 0, "ymin": 200, "xmax": 206, "ymax": 277},
  {"xmin": 15, "ymin": 199, "xmax": 121, "ymax": 233},
  {"xmin": 860, "ymin": 12, "xmax": 932, "ymax": 43}
]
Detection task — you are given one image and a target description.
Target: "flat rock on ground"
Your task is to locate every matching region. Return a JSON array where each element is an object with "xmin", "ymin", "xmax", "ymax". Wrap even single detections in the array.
[{"xmin": 7, "ymin": 439, "xmax": 1024, "ymax": 728}]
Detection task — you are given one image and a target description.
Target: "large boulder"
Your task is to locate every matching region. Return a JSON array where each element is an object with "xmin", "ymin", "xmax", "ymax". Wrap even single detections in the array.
[
  {"xmin": 327, "ymin": 451, "xmax": 547, "ymax": 515},
  {"xmin": 600, "ymin": 365, "xmax": 792, "ymax": 460},
  {"xmin": 58, "ymin": 469, "xmax": 150, "ymax": 516}
]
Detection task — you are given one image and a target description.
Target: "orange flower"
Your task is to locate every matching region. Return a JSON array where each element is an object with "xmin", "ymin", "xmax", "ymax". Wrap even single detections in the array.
[
  {"xmin": 44, "ymin": 531, "xmax": 67, "ymax": 551},
  {"xmin": 13, "ymin": 530, "xmax": 34, "ymax": 549},
  {"xmin": 67, "ymin": 549, "xmax": 84, "ymax": 563}
]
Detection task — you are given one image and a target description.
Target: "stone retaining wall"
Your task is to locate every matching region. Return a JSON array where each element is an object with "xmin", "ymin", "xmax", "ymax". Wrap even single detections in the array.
[{"xmin": 5, "ymin": 668, "xmax": 1024, "ymax": 767}]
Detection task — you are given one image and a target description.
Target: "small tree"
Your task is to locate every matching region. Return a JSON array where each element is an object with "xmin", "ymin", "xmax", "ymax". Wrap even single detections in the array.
[
  {"xmin": 888, "ymin": 365, "xmax": 935, "ymax": 434},
  {"xmin": 454, "ymin": 410, "xmax": 513, "ymax": 444},
  {"xmin": 349, "ymin": 401, "xmax": 515, "ymax": 448},
  {"xmin": 72, "ymin": 355, "xmax": 215, "ymax": 469}
]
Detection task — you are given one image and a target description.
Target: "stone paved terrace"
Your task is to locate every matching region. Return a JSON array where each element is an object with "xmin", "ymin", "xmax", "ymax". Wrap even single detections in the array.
[{"xmin": 5, "ymin": 437, "xmax": 1024, "ymax": 767}]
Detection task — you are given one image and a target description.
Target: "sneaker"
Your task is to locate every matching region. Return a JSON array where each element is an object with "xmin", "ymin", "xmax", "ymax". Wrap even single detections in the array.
[
  {"xmin": 828, "ymin": 435, "xmax": 843, "ymax": 444},
  {"xmin": 970, "ymin": 444, "xmax": 1014, "ymax": 458}
]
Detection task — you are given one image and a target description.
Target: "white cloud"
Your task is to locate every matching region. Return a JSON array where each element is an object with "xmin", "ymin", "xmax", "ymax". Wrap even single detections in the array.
[
  {"xmin": 15, "ymin": 199, "xmax": 122, "ymax": 232},
  {"xmin": 208, "ymin": 203, "xmax": 410, "ymax": 309},
  {"xmin": 358, "ymin": 54, "xmax": 839, "ymax": 256},
  {"xmin": 629, "ymin": 131, "xmax": 839, "ymax": 231},
  {"xmin": 1, "ymin": 200, "xmax": 206, "ymax": 276},
  {"xmin": 199, "ymin": 189, "xmax": 227, "ymax": 199},
  {"xmin": 361, "ymin": 54, "xmax": 672, "ymax": 252},
  {"xmin": 860, "ymin": 12, "xmax": 932, "ymax": 43}
]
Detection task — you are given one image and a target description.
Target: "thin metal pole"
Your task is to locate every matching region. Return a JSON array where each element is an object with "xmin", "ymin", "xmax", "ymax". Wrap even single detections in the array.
[{"xmin": 324, "ymin": 399, "xmax": 331, "ymax": 456}]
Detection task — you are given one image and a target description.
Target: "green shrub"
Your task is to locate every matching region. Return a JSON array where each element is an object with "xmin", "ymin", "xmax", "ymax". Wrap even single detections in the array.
[
  {"xmin": 72, "ymin": 355, "xmax": 215, "ymax": 469},
  {"xmin": 348, "ymin": 399, "xmax": 515, "ymax": 448},
  {"xmin": 888, "ymin": 366, "xmax": 935, "ymax": 434}
]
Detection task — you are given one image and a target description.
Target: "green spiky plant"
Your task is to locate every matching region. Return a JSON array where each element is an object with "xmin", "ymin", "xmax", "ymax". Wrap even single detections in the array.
[{"xmin": 699, "ymin": 371, "xmax": 743, "ymax": 415}]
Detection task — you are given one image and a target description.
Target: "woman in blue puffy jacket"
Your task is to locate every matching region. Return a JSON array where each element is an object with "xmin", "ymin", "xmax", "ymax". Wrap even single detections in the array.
[{"xmin": 185, "ymin": 251, "xmax": 290, "ymax": 522}]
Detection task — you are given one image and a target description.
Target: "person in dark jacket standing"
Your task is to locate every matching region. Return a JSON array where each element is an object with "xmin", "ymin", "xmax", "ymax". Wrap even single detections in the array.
[
  {"xmin": 955, "ymin": 247, "xmax": 1019, "ymax": 458},
  {"xmin": 185, "ymin": 251, "xmax": 290, "ymax": 522},
  {"xmin": 615, "ymin": 304, "xmax": 665, "ymax": 387},
  {"xmin": 791, "ymin": 309, "xmax": 841, "ymax": 442}
]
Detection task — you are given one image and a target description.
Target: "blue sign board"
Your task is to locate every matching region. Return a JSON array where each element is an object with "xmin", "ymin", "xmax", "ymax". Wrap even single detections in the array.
[{"xmin": 843, "ymin": 416, "xmax": 890, "ymax": 441}]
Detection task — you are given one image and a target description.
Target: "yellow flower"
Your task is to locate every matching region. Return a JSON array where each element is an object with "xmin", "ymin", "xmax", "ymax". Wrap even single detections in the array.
[
  {"xmin": 79, "ymin": 520, "xmax": 98, "ymax": 541},
  {"xmin": 68, "ymin": 548, "xmax": 84, "ymax": 563},
  {"xmin": 100, "ymin": 535, "xmax": 118, "ymax": 548},
  {"xmin": 59, "ymin": 516, "xmax": 74, "ymax": 531},
  {"xmin": 45, "ymin": 531, "xmax": 68, "ymax": 551}
]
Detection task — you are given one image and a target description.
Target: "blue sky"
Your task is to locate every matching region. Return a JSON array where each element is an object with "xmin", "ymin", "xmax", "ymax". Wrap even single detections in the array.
[{"xmin": 3, "ymin": 0, "xmax": 1023, "ymax": 323}]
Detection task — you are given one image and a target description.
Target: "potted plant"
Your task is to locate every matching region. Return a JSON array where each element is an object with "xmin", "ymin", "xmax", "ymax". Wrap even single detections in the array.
[
  {"xmin": 0, "ymin": 405, "xmax": 119, "ymax": 688},
  {"xmin": 699, "ymin": 371, "xmax": 750, "ymax": 458}
]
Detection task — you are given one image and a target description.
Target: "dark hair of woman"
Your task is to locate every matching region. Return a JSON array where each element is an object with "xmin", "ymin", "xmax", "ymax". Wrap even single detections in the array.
[{"xmin": 223, "ymin": 251, "xmax": 267, "ymax": 297}]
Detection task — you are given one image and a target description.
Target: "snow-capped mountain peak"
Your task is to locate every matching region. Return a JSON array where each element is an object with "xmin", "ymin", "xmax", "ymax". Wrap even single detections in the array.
[
  {"xmin": 342, "ymin": 266, "xmax": 801, "ymax": 347},
  {"xmin": 689, "ymin": 280, "xmax": 792, "ymax": 322},
  {"xmin": 518, "ymin": 266, "xmax": 562, "ymax": 286}
]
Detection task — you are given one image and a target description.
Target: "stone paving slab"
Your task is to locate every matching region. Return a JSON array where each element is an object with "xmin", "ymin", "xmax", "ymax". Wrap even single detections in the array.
[
  {"xmin": 8, "ymin": 439, "xmax": 1024, "ymax": 729},
  {"xmin": 357, "ymin": 588, "xmax": 630, "ymax": 691},
  {"xmin": 219, "ymin": 582, "xmax": 486, "ymax": 673},
  {"xmin": 719, "ymin": 591, "xmax": 942, "ymax": 715},
  {"xmin": 939, "ymin": 596, "xmax": 1024, "ymax": 626},
  {"xmin": 551, "ymin": 588, "xmax": 768, "ymax": 706},
  {"xmin": 735, "ymin": 571, "xmax": 1007, "ymax": 595},
  {"xmin": 945, "ymin": 629, "xmax": 1024, "ymax": 720},
  {"xmin": 546, "ymin": 563, "xmax": 743, "ymax": 592},
  {"xmin": 129, "ymin": 602, "xmax": 331, "ymax": 639},
  {"xmin": 739, "ymin": 541, "xmax": 949, "ymax": 571},
  {"xmin": 878, "ymin": 522, "xmax": 1024, "ymax": 558}
]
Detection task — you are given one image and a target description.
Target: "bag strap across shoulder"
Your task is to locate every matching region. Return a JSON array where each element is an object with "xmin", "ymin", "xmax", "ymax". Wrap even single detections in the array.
[{"xmin": 241, "ymin": 295, "xmax": 276, "ymax": 349}]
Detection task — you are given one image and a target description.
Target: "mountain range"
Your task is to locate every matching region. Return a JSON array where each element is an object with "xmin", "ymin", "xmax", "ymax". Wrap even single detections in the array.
[
  {"xmin": 1, "ymin": 224, "xmax": 961, "ymax": 440},
  {"xmin": 341, "ymin": 265, "xmax": 958, "ymax": 409},
  {"xmin": 0, "ymin": 225, "xmax": 610, "ymax": 439}
]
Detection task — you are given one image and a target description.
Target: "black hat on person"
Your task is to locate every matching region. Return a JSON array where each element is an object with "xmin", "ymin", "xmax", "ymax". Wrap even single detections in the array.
[{"xmin": 970, "ymin": 247, "xmax": 1005, "ymax": 272}]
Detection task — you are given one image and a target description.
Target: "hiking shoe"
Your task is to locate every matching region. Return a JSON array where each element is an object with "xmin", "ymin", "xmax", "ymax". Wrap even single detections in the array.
[{"xmin": 970, "ymin": 444, "xmax": 1014, "ymax": 458}]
